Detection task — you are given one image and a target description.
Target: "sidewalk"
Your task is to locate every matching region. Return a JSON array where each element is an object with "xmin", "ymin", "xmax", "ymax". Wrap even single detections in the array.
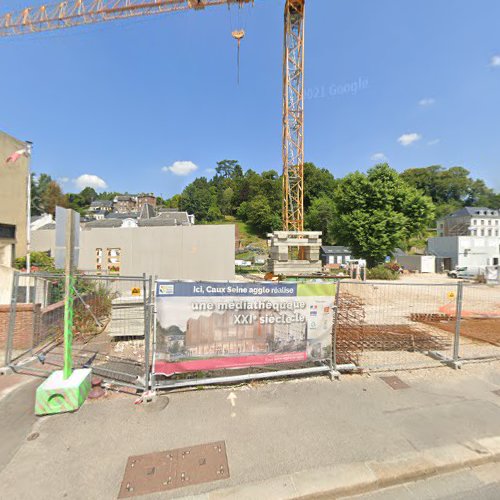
[{"xmin": 0, "ymin": 361, "xmax": 499, "ymax": 499}]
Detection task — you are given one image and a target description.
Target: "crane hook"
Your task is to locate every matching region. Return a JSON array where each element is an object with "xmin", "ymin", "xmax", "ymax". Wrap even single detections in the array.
[{"xmin": 231, "ymin": 29, "xmax": 245, "ymax": 84}]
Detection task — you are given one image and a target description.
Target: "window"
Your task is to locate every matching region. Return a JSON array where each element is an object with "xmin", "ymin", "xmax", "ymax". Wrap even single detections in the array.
[
  {"xmin": 0, "ymin": 224, "xmax": 15, "ymax": 239},
  {"xmin": 95, "ymin": 248, "xmax": 103, "ymax": 272},
  {"xmin": 107, "ymin": 248, "xmax": 121, "ymax": 275},
  {"xmin": 488, "ymin": 229, "xmax": 492, "ymax": 236},
  {"xmin": 481, "ymin": 229, "xmax": 485, "ymax": 236},
  {"xmin": 488, "ymin": 220, "xmax": 492, "ymax": 225},
  {"xmin": 472, "ymin": 219, "xmax": 477, "ymax": 225},
  {"xmin": 481, "ymin": 220, "xmax": 485, "ymax": 225}
]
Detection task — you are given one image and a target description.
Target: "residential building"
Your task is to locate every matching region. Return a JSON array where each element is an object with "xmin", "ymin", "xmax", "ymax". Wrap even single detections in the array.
[
  {"xmin": 320, "ymin": 246, "xmax": 352, "ymax": 266},
  {"xmin": 137, "ymin": 193, "xmax": 157, "ymax": 211},
  {"xmin": 113, "ymin": 195, "xmax": 136, "ymax": 213},
  {"xmin": 437, "ymin": 207, "xmax": 500, "ymax": 237},
  {"xmin": 428, "ymin": 236, "xmax": 500, "ymax": 270},
  {"xmin": 88, "ymin": 200, "xmax": 113, "ymax": 214},
  {"xmin": 0, "ymin": 130, "xmax": 29, "ymax": 259}
]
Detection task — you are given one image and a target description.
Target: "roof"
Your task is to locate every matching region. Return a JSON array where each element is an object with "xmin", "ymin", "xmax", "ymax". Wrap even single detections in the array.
[
  {"xmin": 447, "ymin": 207, "xmax": 499, "ymax": 218},
  {"xmin": 139, "ymin": 203, "xmax": 156, "ymax": 220},
  {"xmin": 38, "ymin": 223, "xmax": 56, "ymax": 230},
  {"xmin": 157, "ymin": 211, "xmax": 190, "ymax": 225},
  {"xmin": 105, "ymin": 212, "xmax": 138, "ymax": 219},
  {"xmin": 90, "ymin": 200, "xmax": 113, "ymax": 207},
  {"xmin": 114, "ymin": 195, "xmax": 135, "ymax": 201},
  {"xmin": 85, "ymin": 219, "xmax": 124, "ymax": 228},
  {"xmin": 138, "ymin": 219, "xmax": 176, "ymax": 227},
  {"xmin": 321, "ymin": 246, "xmax": 351, "ymax": 254}
]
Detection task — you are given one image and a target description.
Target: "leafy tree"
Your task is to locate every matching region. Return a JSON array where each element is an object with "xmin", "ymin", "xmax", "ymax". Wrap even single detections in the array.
[
  {"xmin": 179, "ymin": 177, "xmax": 214, "ymax": 221},
  {"xmin": 79, "ymin": 187, "xmax": 98, "ymax": 206},
  {"xmin": 303, "ymin": 163, "xmax": 337, "ymax": 209},
  {"xmin": 305, "ymin": 196, "xmax": 336, "ymax": 244},
  {"xmin": 244, "ymin": 195, "xmax": 281, "ymax": 235},
  {"xmin": 41, "ymin": 180, "xmax": 68, "ymax": 215},
  {"xmin": 215, "ymin": 159, "xmax": 242, "ymax": 179},
  {"xmin": 332, "ymin": 164, "xmax": 434, "ymax": 266}
]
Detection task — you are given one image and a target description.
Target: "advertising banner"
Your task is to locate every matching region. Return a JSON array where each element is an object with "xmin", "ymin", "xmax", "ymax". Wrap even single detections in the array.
[{"xmin": 154, "ymin": 281, "xmax": 336, "ymax": 376}]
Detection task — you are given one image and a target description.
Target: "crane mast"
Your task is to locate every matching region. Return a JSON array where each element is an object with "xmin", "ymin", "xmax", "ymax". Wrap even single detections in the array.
[
  {"xmin": 0, "ymin": 0, "xmax": 306, "ymax": 232},
  {"xmin": 282, "ymin": 0, "xmax": 304, "ymax": 231}
]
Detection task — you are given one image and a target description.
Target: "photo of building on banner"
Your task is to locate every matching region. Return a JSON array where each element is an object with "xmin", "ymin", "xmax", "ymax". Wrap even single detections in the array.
[{"xmin": 154, "ymin": 281, "xmax": 336, "ymax": 376}]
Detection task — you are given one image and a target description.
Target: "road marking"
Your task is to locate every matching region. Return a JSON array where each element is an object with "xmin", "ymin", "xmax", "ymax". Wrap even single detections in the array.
[{"xmin": 227, "ymin": 392, "xmax": 237, "ymax": 407}]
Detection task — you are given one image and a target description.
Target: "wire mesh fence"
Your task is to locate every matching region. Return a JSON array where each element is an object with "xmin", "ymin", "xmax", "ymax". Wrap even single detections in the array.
[
  {"xmin": 457, "ymin": 283, "xmax": 500, "ymax": 362},
  {"xmin": 334, "ymin": 281, "xmax": 460, "ymax": 371},
  {"xmin": 3, "ymin": 272, "xmax": 153, "ymax": 390},
  {"xmin": 3, "ymin": 272, "xmax": 499, "ymax": 388}
]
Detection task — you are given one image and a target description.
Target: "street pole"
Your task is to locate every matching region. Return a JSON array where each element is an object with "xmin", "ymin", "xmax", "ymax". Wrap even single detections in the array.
[
  {"xmin": 63, "ymin": 210, "xmax": 75, "ymax": 380},
  {"xmin": 25, "ymin": 141, "xmax": 33, "ymax": 303}
]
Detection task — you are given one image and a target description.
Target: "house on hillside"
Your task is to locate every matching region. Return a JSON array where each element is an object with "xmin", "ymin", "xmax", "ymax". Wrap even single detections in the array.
[
  {"xmin": 437, "ymin": 207, "xmax": 500, "ymax": 237},
  {"xmin": 113, "ymin": 195, "xmax": 136, "ymax": 213},
  {"xmin": 88, "ymin": 200, "xmax": 113, "ymax": 215},
  {"xmin": 137, "ymin": 193, "xmax": 157, "ymax": 210}
]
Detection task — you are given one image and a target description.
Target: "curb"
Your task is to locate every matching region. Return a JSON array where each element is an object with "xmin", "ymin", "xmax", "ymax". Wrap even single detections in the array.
[{"xmin": 187, "ymin": 436, "xmax": 500, "ymax": 499}]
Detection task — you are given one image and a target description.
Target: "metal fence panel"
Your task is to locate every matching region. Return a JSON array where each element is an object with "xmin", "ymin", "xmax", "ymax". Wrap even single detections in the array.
[
  {"xmin": 334, "ymin": 281, "xmax": 459, "ymax": 371},
  {"xmin": 457, "ymin": 282, "xmax": 500, "ymax": 362},
  {"xmin": 4, "ymin": 272, "xmax": 152, "ymax": 390}
]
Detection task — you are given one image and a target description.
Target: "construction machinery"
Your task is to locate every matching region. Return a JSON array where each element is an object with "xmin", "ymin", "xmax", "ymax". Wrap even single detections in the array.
[{"xmin": 0, "ymin": 0, "xmax": 306, "ymax": 232}]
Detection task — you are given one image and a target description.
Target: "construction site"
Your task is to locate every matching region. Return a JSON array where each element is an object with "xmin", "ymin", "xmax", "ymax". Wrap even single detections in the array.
[{"xmin": 1, "ymin": 0, "xmax": 500, "ymax": 499}]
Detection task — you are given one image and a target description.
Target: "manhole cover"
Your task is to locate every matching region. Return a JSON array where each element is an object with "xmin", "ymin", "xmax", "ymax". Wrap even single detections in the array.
[
  {"xmin": 380, "ymin": 376, "xmax": 410, "ymax": 390},
  {"xmin": 118, "ymin": 441, "xmax": 229, "ymax": 498}
]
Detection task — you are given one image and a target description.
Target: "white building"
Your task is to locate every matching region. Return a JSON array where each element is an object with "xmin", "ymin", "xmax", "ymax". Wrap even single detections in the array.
[
  {"xmin": 437, "ymin": 207, "xmax": 500, "ymax": 237},
  {"xmin": 428, "ymin": 236, "xmax": 500, "ymax": 270}
]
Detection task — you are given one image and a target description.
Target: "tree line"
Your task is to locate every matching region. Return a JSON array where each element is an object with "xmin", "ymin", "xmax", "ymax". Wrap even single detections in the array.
[{"xmin": 32, "ymin": 161, "xmax": 499, "ymax": 266}]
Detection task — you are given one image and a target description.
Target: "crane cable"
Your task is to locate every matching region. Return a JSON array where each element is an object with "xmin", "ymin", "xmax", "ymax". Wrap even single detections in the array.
[{"xmin": 229, "ymin": 1, "xmax": 252, "ymax": 84}]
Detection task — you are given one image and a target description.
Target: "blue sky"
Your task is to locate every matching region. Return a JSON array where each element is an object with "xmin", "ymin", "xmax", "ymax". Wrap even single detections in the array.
[{"xmin": 1, "ymin": 0, "xmax": 499, "ymax": 197}]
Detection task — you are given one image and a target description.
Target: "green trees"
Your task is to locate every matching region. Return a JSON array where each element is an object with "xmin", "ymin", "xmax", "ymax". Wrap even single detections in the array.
[
  {"xmin": 332, "ymin": 164, "xmax": 434, "ymax": 266},
  {"xmin": 401, "ymin": 165, "xmax": 500, "ymax": 216},
  {"xmin": 305, "ymin": 196, "xmax": 336, "ymax": 244}
]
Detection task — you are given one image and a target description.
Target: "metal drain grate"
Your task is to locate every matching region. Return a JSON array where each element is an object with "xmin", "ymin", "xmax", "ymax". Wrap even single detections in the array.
[
  {"xmin": 118, "ymin": 441, "xmax": 229, "ymax": 498},
  {"xmin": 380, "ymin": 376, "xmax": 410, "ymax": 390}
]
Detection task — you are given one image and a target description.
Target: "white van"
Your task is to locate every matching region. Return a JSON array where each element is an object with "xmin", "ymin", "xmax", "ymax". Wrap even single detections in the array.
[{"xmin": 447, "ymin": 266, "xmax": 485, "ymax": 279}]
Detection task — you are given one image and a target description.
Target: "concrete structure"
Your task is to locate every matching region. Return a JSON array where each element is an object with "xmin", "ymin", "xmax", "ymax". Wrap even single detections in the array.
[
  {"xmin": 0, "ymin": 130, "xmax": 29, "ymax": 259},
  {"xmin": 32, "ymin": 224, "xmax": 235, "ymax": 280},
  {"xmin": 267, "ymin": 231, "xmax": 322, "ymax": 274},
  {"xmin": 428, "ymin": 236, "xmax": 500, "ymax": 270},
  {"xmin": 437, "ymin": 207, "xmax": 500, "ymax": 237},
  {"xmin": 396, "ymin": 254, "xmax": 436, "ymax": 273},
  {"xmin": 320, "ymin": 246, "xmax": 352, "ymax": 266}
]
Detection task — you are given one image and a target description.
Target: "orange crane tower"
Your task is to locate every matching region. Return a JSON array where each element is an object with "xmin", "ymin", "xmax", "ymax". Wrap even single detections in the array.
[{"xmin": 0, "ymin": 0, "xmax": 306, "ymax": 231}]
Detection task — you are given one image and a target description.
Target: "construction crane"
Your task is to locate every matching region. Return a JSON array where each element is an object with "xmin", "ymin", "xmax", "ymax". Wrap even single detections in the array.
[{"xmin": 0, "ymin": 0, "xmax": 305, "ymax": 231}]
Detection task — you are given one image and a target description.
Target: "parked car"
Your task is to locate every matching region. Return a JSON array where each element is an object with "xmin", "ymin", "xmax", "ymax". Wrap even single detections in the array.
[{"xmin": 447, "ymin": 266, "xmax": 485, "ymax": 279}]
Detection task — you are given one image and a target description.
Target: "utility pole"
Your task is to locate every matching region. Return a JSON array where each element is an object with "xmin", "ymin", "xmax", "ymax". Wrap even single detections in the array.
[{"xmin": 25, "ymin": 141, "xmax": 33, "ymax": 303}]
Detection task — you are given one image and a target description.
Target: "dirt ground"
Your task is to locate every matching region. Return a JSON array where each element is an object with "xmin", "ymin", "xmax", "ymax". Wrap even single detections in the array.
[{"xmin": 424, "ymin": 318, "xmax": 500, "ymax": 347}]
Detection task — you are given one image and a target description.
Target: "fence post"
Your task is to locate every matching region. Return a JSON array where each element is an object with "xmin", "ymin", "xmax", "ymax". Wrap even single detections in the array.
[
  {"xmin": 452, "ymin": 281, "xmax": 464, "ymax": 369},
  {"xmin": 4, "ymin": 271, "xmax": 20, "ymax": 367},
  {"xmin": 143, "ymin": 275, "xmax": 152, "ymax": 391},
  {"xmin": 330, "ymin": 280, "xmax": 341, "ymax": 377}
]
